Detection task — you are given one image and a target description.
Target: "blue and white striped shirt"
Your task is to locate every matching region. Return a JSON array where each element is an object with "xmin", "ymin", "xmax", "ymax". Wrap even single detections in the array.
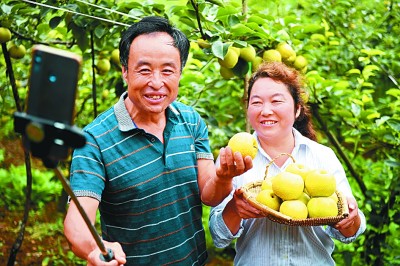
[
  {"xmin": 70, "ymin": 92, "xmax": 213, "ymax": 265},
  {"xmin": 209, "ymin": 129, "xmax": 366, "ymax": 266}
]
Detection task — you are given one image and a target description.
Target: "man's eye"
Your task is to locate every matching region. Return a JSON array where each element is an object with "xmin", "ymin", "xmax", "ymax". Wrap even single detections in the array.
[
  {"xmin": 139, "ymin": 69, "xmax": 151, "ymax": 74},
  {"xmin": 162, "ymin": 69, "xmax": 174, "ymax": 74}
]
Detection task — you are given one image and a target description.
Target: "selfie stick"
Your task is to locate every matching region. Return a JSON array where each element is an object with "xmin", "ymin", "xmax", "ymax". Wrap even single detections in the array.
[
  {"xmin": 53, "ymin": 167, "xmax": 114, "ymax": 262},
  {"xmin": 13, "ymin": 113, "xmax": 114, "ymax": 262}
]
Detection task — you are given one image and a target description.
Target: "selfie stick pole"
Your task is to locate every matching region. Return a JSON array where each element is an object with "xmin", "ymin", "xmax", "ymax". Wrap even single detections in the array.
[
  {"xmin": 13, "ymin": 112, "xmax": 114, "ymax": 262},
  {"xmin": 53, "ymin": 167, "xmax": 114, "ymax": 262}
]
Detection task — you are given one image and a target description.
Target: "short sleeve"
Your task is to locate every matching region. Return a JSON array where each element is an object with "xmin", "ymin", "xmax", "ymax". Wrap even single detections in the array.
[{"xmin": 69, "ymin": 131, "xmax": 106, "ymax": 201}]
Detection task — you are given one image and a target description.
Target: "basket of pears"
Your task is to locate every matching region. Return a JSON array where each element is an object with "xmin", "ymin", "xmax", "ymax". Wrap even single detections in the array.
[{"xmin": 242, "ymin": 153, "xmax": 349, "ymax": 226}]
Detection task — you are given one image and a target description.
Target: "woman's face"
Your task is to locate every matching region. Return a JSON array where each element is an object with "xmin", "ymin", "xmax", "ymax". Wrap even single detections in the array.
[{"xmin": 247, "ymin": 77, "xmax": 299, "ymax": 142}]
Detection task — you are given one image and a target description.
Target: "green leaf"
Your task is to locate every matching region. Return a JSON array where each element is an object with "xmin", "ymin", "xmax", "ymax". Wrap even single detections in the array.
[
  {"xmin": 230, "ymin": 23, "xmax": 255, "ymax": 36},
  {"xmin": 375, "ymin": 116, "xmax": 390, "ymax": 126},
  {"xmin": 211, "ymin": 40, "xmax": 226, "ymax": 60},
  {"xmin": 216, "ymin": 5, "xmax": 239, "ymax": 18},
  {"xmin": 386, "ymin": 89, "xmax": 400, "ymax": 97},
  {"xmin": 303, "ymin": 24, "xmax": 323, "ymax": 33},
  {"xmin": 247, "ymin": 14, "xmax": 266, "ymax": 25},
  {"xmin": 361, "ymin": 49, "xmax": 385, "ymax": 56},
  {"xmin": 347, "ymin": 69, "xmax": 361, "ymax": 75},
  {"xmin": 94, "ymin": 26, "xmax": 107, "ymax": 39},
  {"xmin": 49, "ymin": 16, "xmax": 62, "ymax": 29},
  {"xmin": 205, "ymin": 0, "xmax": 224, "ymax": 7},
  {"xmin": 366, "ymin": 112, "xmax": 380, "ymax": 120},
  {"xmin": 362, "ymin": 82, "xmax": 374, "ymax": 88},
  {"xmin": 310, "ymin": 33, "xmax": 326, "ymax": 42},
  {"xmin": 334, "ymin": 80, "xmax": 350, "ymax": 89},
  {"xmin": 386, "ymin": 119, "xmax": 400, "ymax": 131}
]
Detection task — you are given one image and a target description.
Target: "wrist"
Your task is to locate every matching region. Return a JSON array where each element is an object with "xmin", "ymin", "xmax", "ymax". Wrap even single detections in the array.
[{"xmin": 213, "ymin": 174, "xmax": 233, "ymax": 185}]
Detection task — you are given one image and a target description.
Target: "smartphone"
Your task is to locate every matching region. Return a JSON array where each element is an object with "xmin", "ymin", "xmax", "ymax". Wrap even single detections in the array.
[{"xmin": 26, "ymin": 45, "xmax": 82, "ymax": 125}]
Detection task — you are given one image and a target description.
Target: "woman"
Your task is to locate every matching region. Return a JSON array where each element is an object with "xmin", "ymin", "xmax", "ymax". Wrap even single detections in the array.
[{"xmin": 209, "ymin": 62, "xmax": 366, "ymax": 265}]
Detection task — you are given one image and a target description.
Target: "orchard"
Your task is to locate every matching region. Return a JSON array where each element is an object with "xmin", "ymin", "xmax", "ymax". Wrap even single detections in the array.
[{"xmin": 0, "ymin": 0, "xmax": 399, "ymax": 265}]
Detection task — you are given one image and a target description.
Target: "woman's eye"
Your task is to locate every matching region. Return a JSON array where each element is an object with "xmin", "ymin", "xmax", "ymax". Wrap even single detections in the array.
[{"xmin": 272, "ymin": 99, "xmax": 284, "ymax": 103}]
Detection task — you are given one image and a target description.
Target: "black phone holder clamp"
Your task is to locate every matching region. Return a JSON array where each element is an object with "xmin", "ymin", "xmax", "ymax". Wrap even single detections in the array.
[{"xmin": 13, "ymin": 112, "xmax": 86, "ymax": 168}]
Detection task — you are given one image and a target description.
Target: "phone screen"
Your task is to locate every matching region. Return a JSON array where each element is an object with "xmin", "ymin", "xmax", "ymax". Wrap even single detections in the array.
[{"xmin": 26, "ymin": 45, "xmax": 82, "ymax": 125}]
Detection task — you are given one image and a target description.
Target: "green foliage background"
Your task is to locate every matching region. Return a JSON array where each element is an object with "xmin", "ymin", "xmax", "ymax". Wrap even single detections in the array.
[{"xmin": 1, "ymin": 0, "xmax": 399, "ymax": 265}]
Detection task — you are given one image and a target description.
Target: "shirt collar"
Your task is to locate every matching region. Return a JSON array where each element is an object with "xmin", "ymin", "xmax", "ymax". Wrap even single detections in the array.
[{"xmin": 254, "ymin": 128, "xmax": 308, "ymax": 160}]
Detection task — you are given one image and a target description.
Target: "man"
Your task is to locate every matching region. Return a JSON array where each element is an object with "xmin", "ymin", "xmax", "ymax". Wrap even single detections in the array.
[{"xmin": 64, "ymin": 16, "xmax": 252, "ymax": 265}]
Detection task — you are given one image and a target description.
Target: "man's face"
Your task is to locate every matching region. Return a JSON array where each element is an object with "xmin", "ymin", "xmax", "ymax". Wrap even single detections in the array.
[{"xmin": 122, "ymin": 32, "xmax": 181, "ymax": 115}]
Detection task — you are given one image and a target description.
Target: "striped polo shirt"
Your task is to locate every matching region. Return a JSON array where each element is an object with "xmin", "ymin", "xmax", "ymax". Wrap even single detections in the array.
[{"xmin": 70, "ymin": 92, "xmax": 213, "ymax": 265}]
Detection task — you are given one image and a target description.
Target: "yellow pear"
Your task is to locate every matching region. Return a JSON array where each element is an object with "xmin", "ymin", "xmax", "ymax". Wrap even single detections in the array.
[
  {"xmin": 8, "ymin": 44, "xmax": 26, "ymax": 59},
  {"xmin": 305, "ymin": 169, "xmax": 336, "ymax": 197},
  {"xmin": 256, "ymin": 189, "xmax": 281, "ymax": 211},
  {"xmin": 239, "ymin": 45, "xmax": 256, "ymax": 62},
  {"xmin": 293, "ymin": 55, "xmax": 308, "ymax": 70},
  {"xmin": 0, "ymin": 27, "xmax": 11, "ymax": 43},
  {"xmin": 251, "ymin": 56, "xmax": 263, "ymax": 72},
  {"xmin": 307, "ymin": 197, "xmax": 338, "ymax": 218},
  {"xmin": 272, "ymin": 172, "xmax": 304, "ymax": 200},
  {"xmin": 110, "ymin": 49, "xmax": 120, "ymax": 65},
  {"xmin": 231, "ymin": 46, "xmax": 241, "ymax": 57},
  {"xmin": 329, "ymin": 192, "xmax": 339, "ymax": 204},
  {"xmin": 285, "ymin": 162, "xmax": 312, "ymax": 181},
  {"xmin": 218, "ymin": 46, "xmax": 239, "ymax": 69},
  {"xmin": 279, "ymin": 200, "xmax": 308, "ymax": 219},
  {"xmin": 262, "ymin": 49, "xmax": 281, "ymax": 62},
  {"xmin": 227, "ymin": 132, "xmax": 258, "ymax": 159},
  {"xmin": 276, "ymin": 42, "xmax": 296, "ymax": 63},
  {"xmin": 298, "ymin": 191, "xmax": 311, "ymax": 205},
  {"xmin": 261, "ymin": 179, "xmax": 273, "ymax": 190},
  {"xmin": 220, "ymin": 66, "xmax": 235, "ymax": 79},
  {"xmin": 197, "ymin": 38, "xmax": 211, "ymax": 48},
  {"xmin": 96, "ymin": 58, "xmax": 111, "ymax": 75}
]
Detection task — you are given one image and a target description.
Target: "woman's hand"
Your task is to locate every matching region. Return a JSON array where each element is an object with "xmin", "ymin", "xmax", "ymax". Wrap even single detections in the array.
[
  {"xmin": 230, "ymin": 188, "xmax": 265, "ymax": 219},
  {"xmin": 222, "ymin": 188, "xmax": 265, "ymax": 234},
  {"xmin": 333, "ymin": 197, "xmax": 361, "ymax": 237}
]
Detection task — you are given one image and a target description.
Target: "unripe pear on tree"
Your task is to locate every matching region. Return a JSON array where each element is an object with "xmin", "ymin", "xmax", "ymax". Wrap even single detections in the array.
[
  {"xmin": 276, "ymin": 42, "xmax": 296, "ymax": 64},
  {"xmin": 220, "ymin": 66, "xmax": 235, "ymax": 79},
  {"xmin": 251, "ymin": 56, "xmax": 263, "ymax": 71},
  {"xmin": 8, "ymin": 44, "xmax": 26, "ymax": 59},
  {"xmin": 263, "ymin": 49, "xmax": 282, "ymax": 63},
  {"xmin": 218, "ymin": 46, "xmax": 239, "ymax": 69},
  {"xmin": 0, "ymin": 27, "xmax": 12, "ymax": 43},
  {"xmin": 239, "ymin": 45, "xmax": 256, "ymax": 62}
]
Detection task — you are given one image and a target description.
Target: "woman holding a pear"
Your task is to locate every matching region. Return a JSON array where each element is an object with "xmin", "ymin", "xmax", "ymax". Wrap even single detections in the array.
[{"xmin": 209, "ymin": 62, "xmax": 366, "ymax": 265}]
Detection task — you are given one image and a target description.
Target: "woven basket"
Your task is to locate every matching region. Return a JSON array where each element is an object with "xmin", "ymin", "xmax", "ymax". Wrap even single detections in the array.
[{"xmin": 242, "ymin": 153, "xmax": 349, "ymax": 226}]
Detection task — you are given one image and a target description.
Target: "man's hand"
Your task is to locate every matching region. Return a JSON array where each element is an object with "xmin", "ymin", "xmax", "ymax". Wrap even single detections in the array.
[
  {"xmin": 87, "ymin": 241, "xmax": 126, "ymax": 266},
  {"xmin": 216, "ymin": 146, "xmax": 253, "ymax": 181}
]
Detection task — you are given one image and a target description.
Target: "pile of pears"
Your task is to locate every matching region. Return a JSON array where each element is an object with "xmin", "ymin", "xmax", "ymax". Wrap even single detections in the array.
[{"xmin": 255, "ymin": 162, "xmax": 339, "ymax": 220}]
